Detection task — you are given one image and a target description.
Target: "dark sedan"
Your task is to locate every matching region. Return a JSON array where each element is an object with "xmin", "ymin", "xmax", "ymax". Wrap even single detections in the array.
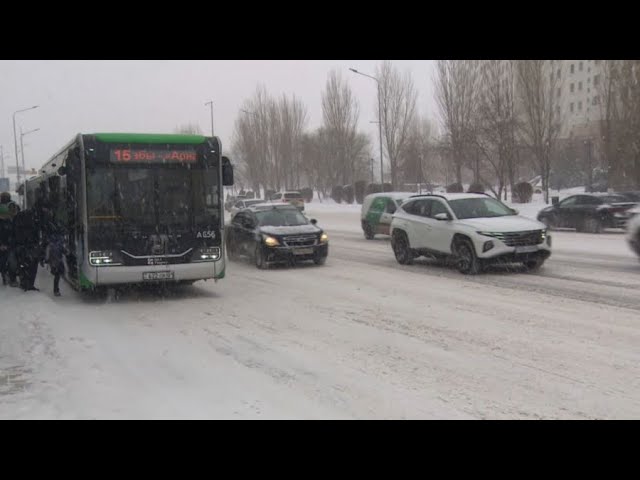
[
  {"xmin": 537, "ymin": 193, "xmax": 637, "ymax": 233},
  {"xmin": 225, "ymin": 203, "xmax": 328, "ymax": 268}
]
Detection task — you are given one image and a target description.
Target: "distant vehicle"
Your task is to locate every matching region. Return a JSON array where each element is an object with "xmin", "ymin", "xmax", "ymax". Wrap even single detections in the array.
[
  {"xmin": 618, "ymin": 191, "xmax": 640, "ymax": 203},
  {"xmin": 270, "ymin": 191, "xmax": 305, "ymax": 211},
  {"xmin": 361, "ymin": 192, "xmax": 411, "ymax": 239},
  {"xmin": 537, "ymin": 193, "xmax": 637, "ymax": 233},
  {"xmin": 24, "ymin": 133, "xmax": 234, "ymax": 291},
  {"xmin": 390, "ymin": 193, "xmax": 552, "ymax": 274},
  {"xmin": 229, "ymin": 198, "xmax": 264, "ymax": 218},
  {"xmin": 225, "ymin": 203, "xmax": 328, "ymax": 268},
  {"xmin": 626, "ymin": 206, "xmax": 640, "ymax": 258},
  {"xmin": 225, "ymin": 194, "xmax": 246, "ymax": 212}
]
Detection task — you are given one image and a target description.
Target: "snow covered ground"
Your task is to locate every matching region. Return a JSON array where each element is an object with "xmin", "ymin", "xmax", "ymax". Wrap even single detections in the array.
[{"xmin": 1, "ymin": 198, "xmax": 639, "ymax": 419}]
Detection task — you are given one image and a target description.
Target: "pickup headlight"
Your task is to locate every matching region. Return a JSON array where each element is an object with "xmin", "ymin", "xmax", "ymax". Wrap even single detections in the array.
[{"xmin": 89, "ymin": 250, "xmax": 123, "ymax": 266}]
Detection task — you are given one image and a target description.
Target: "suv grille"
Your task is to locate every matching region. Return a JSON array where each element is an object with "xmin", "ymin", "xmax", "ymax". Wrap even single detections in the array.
[
  {"xmin": 282, "ymin": 235, "xmax": 317, "ymax": 247},
  {"xmin": 490, "ymin": 230, "xmax": 544, "ymax": 246}
]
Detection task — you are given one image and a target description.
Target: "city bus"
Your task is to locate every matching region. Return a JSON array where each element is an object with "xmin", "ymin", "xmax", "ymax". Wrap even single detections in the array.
[{"xmin": 24, "ymin": 133, "xmax": 234, "ymax": 291}]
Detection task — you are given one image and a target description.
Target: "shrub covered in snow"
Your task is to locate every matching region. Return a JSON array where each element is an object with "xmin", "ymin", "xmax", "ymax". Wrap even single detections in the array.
[
  {"xmin": 366, "ymin": 183, "xmax": 382, "ymax": 195},
  {"xmin": 467, "ymin": 182, "xmax": 485, "ymax": 194},
  {"xmin": 446, "ymin": 182, "xmax": 464, "ymax": 193},
  {"xmin": 355, "ymin": 181, "xmax": 366, "ymax": 204},
  {"xmin": 513, "ymin": 182, "xmax": 533, "ymax": 203},
  {"xmin": 331, "ymin": 185, "xmax": 344, "ymax": 204},
  {"xmin": 300, "ymin": 187, "xmax": 314, "ymax": 203},
  {"xmin": 343, "ymin": 185, "xmax": 355, "ymax": 204}
]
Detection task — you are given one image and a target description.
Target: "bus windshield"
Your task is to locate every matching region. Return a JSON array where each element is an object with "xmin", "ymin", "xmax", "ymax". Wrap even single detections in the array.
[{"xmin": 87, "ymin": 165, "xmax": 220, "ymax": 230}]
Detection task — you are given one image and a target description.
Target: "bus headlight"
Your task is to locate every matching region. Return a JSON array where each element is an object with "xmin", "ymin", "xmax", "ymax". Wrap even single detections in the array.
[
  {"xmin": 196, "ymin": 247, "xmax": 221, "ymax": 261},
  {"xmin": 89, "ymin": 250, "xmax": 123, "ymax": 266}
]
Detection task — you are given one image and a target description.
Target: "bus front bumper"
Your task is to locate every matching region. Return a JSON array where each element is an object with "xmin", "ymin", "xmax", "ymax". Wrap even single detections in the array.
[{"xmin": 88, "ymin": 260, "xmax": 224, "ymax": 286}]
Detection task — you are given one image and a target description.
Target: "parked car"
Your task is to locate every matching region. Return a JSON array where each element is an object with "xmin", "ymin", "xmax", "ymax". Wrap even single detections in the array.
[
  {"xmin": 225, "ymin": 194, "xmax": 246, "ymax": 212},
  {"xmin": 537, "ymin": 193, "xmax": 637, "ymax": 233},
  {"xmin": 270, "ymin": 191, "xmax": 305, "ymax": 211},
  {"xmin": 390, "ymin": 193, "xmax": 552, "ymax": 274},
  {"xmin": 626, "ymin": 206, "xmax": 640, "ymax": 258},
  {"xmin": 229, "ymin": 198, "xmax": 265, "ymax": 218},
  {"xmin": 225, "ymin": 203, "xmax": 328, "ymax": 268},
  {"xmin": 618, "ymin": 191, "xmax": 640, "ymax": 203},
  {"xmin": 361, "ymin": 192, "xmax": 411, "ymax": 239}
]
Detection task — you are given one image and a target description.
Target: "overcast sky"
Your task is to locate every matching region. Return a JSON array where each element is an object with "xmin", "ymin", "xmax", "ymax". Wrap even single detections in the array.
[{"xmin": 0, "ymin": 60, "xmax": 436, "ymax": 177}]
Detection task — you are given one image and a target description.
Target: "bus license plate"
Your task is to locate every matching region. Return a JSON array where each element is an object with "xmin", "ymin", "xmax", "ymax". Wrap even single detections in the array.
[
  {"xmin": 143, "ymin": 271, "xmax": 174, "ymax": 281},
  {"xmin": 515, "ymin": 246, "xmax": 538, "ymax": 254},
  {"xmin": 294, "ymin": 248, "xmax": 314, "ymax": 255}
]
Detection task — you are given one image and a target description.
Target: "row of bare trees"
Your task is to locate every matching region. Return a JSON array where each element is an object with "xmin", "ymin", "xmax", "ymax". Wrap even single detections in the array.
[
  {"xmin": 231, "ymin": 86, "xmax": 308, "ymax": 195},
  {"xmin": 435, "ymin": 60, "xmax": 562, "ymax": 203},
  {"xmin": 599, "ymin": 60, "xmax": 640, "ymax": 190},
  {"xmin": 231, "ymin": 63, "xmax": 436, "ymax": 197}
]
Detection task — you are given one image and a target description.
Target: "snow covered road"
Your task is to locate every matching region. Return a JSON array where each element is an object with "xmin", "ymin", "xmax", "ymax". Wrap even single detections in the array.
[{"xmin": 1, "ymin": 205, "xmax": 639, "ymax": 419}]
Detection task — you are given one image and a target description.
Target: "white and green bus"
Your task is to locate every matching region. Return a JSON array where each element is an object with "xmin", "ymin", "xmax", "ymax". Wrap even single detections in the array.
[{"xmin": 25, "ymin": 133, "xmax": 234, "ymax": 291}]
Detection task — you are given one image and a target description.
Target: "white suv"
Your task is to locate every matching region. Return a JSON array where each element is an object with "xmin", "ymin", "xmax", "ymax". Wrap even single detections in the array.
[
  {"xmin": 390, "ymin": 193, "xmax": 552, "ymax": 274},
  {"xmin": 626, "ymin": 206, "xmax": 640, "ymax": 259}
]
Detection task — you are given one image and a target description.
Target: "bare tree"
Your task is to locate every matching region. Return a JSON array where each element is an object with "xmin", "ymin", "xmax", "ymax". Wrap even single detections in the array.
[
  {"xmin": 174, "ymin": 123, "xmax": 202, "ymax": 135},
  {"xmin": 516, "ymin": 60, "xmax": 561, "ymax": 203},
  {"xmin": 474, "ymin": 60, "xmax": 520, "ymax": 199},
  {"xmin": 376, "ymin": 61, "xmax": 418, "ymax": 189},
  {"xmin": 434, "ymin": 60, "xmax": 478, "ymax": 186},
  {"xmin": 598, "ymin": 60, "xmax": 640, "ymax": 190},
  {"xmin": 320, "ymin": 70, "xmax": 361, "ymax": 185},
  {"xmin": 400, "ymin": 115, "xmax": 434, "ymax": 187},
  {"xmin": 233, "ymin": 85, "xmax": 309, "ymax": 194}
]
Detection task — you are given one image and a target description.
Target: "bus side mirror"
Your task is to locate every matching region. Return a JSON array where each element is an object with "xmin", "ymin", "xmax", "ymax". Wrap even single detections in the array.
[{"xmin": 222, "ymin": 156, "xmax": 234, "ymax": 186}]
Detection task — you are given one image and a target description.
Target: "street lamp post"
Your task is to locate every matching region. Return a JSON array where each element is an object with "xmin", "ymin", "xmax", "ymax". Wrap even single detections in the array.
[
  {"xmin": 12, "ymin": 105, "xmax": 39, "ymax": 192},
  {"xmin": 350, "ymin": 68, "xmax": 384, "ymax": 188},
  {"xmin": 205, "ymin": 100, "xmax": 215, "ymax": 136},
  {"xmin": 20, "ymin": 127, "xmax": 40, "ymax": 182}
]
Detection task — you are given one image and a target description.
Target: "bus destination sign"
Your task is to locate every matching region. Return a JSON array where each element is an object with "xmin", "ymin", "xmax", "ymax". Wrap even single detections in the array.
[{"xmin": 110, "ymin": 149, "xmax": 197, "ymax": 164}]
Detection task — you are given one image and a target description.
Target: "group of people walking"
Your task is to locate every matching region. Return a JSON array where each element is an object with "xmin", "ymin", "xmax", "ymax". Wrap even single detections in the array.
[{"xmin": 0, "ymin": 191, "xmax": 67, "ymax": 296}]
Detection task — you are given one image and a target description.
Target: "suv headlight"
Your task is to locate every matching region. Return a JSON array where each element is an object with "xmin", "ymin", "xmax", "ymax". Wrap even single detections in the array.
[
  {"xmin": 263, "ymin": 235, "xmax": 280, "ymax": 247},
  {"xmin": 320, "ymin": 233, "xmax": 329, "ymax": 243},
  {"xmin": 477, "ymin": 231, "xmax": 500, "ymax": 238},
  {"xmin": 89, "ymin": 250, "xmax": 123, "ymax": 266}
]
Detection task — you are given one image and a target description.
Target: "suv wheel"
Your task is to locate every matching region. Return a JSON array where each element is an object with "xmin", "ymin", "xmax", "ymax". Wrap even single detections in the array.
[
  {"xmin": 541, "ymin": 216, "xmax": 555, "ymax": 230},
  {"xmin": 583, "ymin": 217, "xmax": 603, "ymax": 234},
  {"xmin": 363, "ymin": 223, "xmax": 375, "ymax": 240},
  {"xmin": 524, "ymin": 257, "xmax": 545, "ymax": 272},
  {"xmin": 455, "ymin": 239, "xmax": 480, "ymax": 275},
  {"xmin": 392, "ymin": 231, "xmax": 413, "ymax": 265},
  {"xmin": 255, "ymin": 244, "xmax": 268, "ymax": 269}
]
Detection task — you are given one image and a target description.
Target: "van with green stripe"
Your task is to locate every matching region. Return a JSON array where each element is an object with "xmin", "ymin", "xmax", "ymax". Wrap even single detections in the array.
[{"xmin": 361, "ymin": 192, "xmax": 410, "ymax": 239}]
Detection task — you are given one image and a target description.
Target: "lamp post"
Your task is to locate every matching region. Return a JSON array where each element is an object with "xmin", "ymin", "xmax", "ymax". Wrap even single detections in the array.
[
  {"xmin": 20, "ymin": 127, "xmax": 40, "ymax": 181},
  {"xmin": 350, "ymin": 68, "xmax": 384, "ymax": 187},
  {"xmin": 205, "ymin": 100, "xmax": 215, "ymax": 136},
  {"xmin": 12, "ymin": 105, "xmax": 39, "ymax": 191}
]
